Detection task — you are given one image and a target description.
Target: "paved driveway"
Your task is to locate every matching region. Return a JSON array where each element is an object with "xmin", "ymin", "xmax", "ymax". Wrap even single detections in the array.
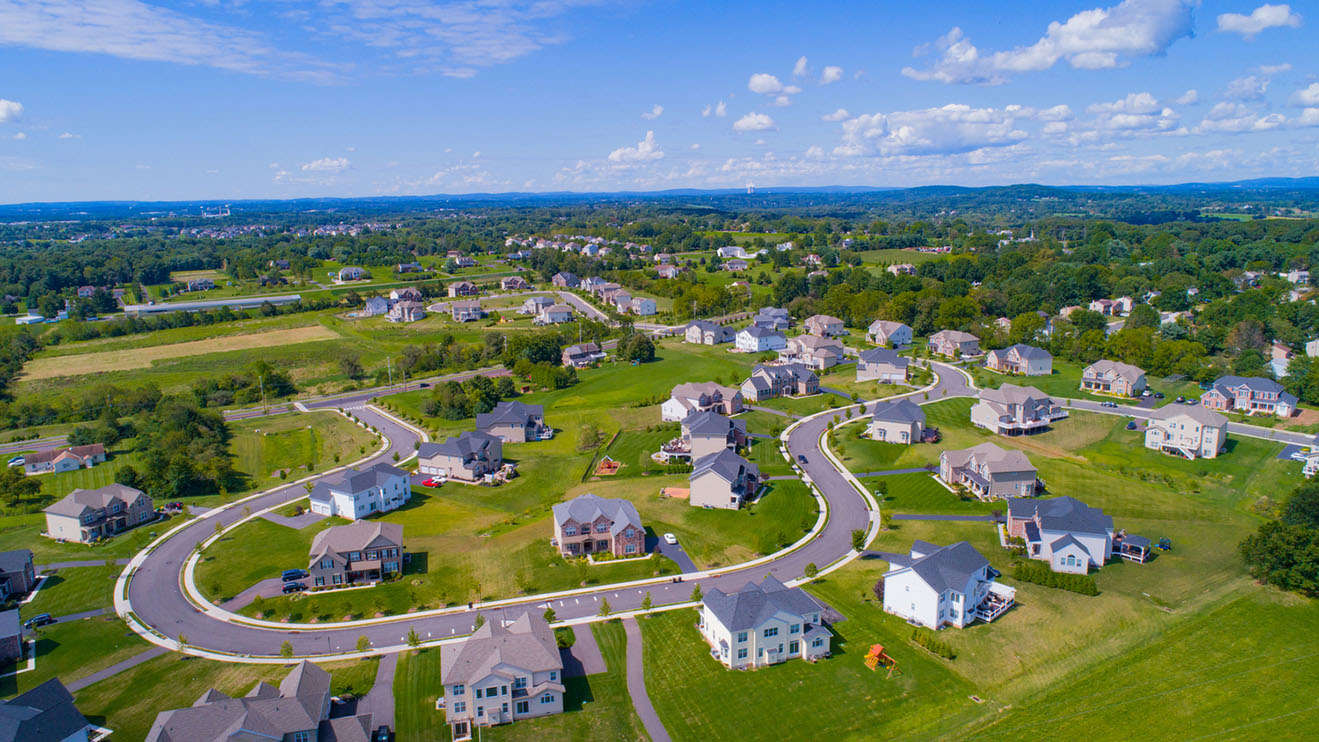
[{"xmin": 652, "ymin": 538, "xmax": 697, "ymax": 573}]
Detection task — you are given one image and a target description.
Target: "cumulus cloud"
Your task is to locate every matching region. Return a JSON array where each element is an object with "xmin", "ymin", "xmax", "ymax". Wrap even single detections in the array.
[
  {"xmin": 822, "ymin": 108, "xmax": 851, "ymax": 122},
  {"xmin": 1217, "ymin": 4, "xmax": 1302, "ymax": 38},
  {"xmin": 1194, "ymin": 102, "xmax": 1286, "ymax": 133},
  {"xmin": 12, "ymin": 132, "xmax": 26, "ymax": 140},
  {"xmin": 902, "ymin": 0, "xmax": 1194, "ymax": 85},
  {"xmin": 1174, "ymin": 89, "xmax": 1199, "ymax": 104},
  {"xmin": 820, "ymin": 65, "xmax": 843, "ymax": 84},
  {"xmin": 1291, "ymin": 83, "xmax": 1319, "ymax": 107},
  {"xmin": 1224, "ymin": 74, "xmax": 1270, "ymax": 101},
  {"xmin": 733, "ymin": 112, "xmax": 775, "ymax": 132},
  {"xmin": 57, "ymin": 131, "xmax": 79, "ymax": 139},
  {"xmin": 834, "ymin": 103, "xmax": 1031, "ymax": 157},
  {"xmin": 301, "ymin": 156, "xmax": 350, "ymax": 172},
  {"xmin": 641, "ymin": 104, "xmax": 663, "ymax": 120},
  {"xmin": 608, "ymin": 130, "xmax": 664, "ymax": 162},
  {"xmin": 793, "ymin": 56, "xmax": 808, "ymax": 77},
  {"xmin": 748, "ymin": 73, "xmax": 784, "ymax": 94},
  {"xmin": 0, "ymin": 99, "xmax": 21, "ymax": 123},
  {"xmin": 1085, "ymin": 92, "xmax": 1180, "ymax": 131},
  {"xmin": 702, "ymin": 101, "xmax": 728, "ymax": 117}
]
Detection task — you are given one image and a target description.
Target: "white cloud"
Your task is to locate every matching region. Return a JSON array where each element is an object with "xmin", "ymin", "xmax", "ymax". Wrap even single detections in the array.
[
  {"xmin": 733, "ymin": 112, "xmax": 775, "ymax": 132},
  {"xmin": 805, "ymin": 145, "xmax": 826, "ymax": 158},
  {"xmin": 1297, "ymin": 108, "xmax": 1319, "ymax": 126},
  {"xmin": 58, "ymin": 131, "xmax": 79, "ymax": 139},
  {"xmin": 690, "ymin": 143, "xmax": 701, "ymax": 150},
  {"xmin": 608, "ymin": 130, "xmax": 664, "ymax": 163},
  {"xmin": 773, "ymin": 95, "xmax": 791, "ymax": 107},
  {"xmin": 748, "ymin": 73, "xmax": 783, "ymax": 94},
  {"xmin": 834, "ymin": 103, "xmax": 1030, "ymax": 157},
  {"xmin": 1087, "ymin": 92, "xmax": 1161, "ymax": 114},
  {"xmin": 1217, "ymin": 4, "xmax": 1302, "ymax": 39},
  {"xmin": 903, "ymin": 0, "xmax": 1194, "ymax": 85},
  {"xmin": 1257, "ymin": 63, "xmax": 1293, "ymax": 75},
  {"xmin": 822, "ymin": 108, "xmax": 851, "ymax": 122},
  {"xmin": 1085, "ymin": 93, "xmax": 1181, "ymax": 132},
  {"xmin": 301, "ymin": 156, "xmax": 350, "ymax": 172},
  {"xmin": 820, "ymin": 65, "xmax": 843, "ymax": 84},
  {"xmin": 0, "ymin": 99, "xmax": 21, "ymax": 123},
  {"xmin": 1194, "ymin": 102, "xmax": 1286, "ymax": 133},
  {"xmin": 703, "ymin": 101, "xmax": 728, "ymax": 118},
  {"xmin": 793, "ymin": 56, "xmax": 808, "ymax": 77},
  {"xmin": 641, "ymin": 104, "xmax": 663, "ymax": 120},
  {"xmin": 1174, "ymin": 89, "xmax": 1199, "ymax": 104},
  {"xmin": 11, "ymin": 132, "xmax": 26, "ymax": 140},
  {"xmin": 1224, "ymin": 74, "xmax": 1269, "ymax": 101},
  {"xmin": 1291, "ymin": 83, "xmax": 1319, "ymax": 106}
]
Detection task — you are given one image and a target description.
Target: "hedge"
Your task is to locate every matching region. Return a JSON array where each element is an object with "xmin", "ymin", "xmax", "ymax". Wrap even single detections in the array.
[
  {"xmin": 910, "ymin": 628, "xmax": 956, "ymax": 660},
  {"xmin": 1012, "ymin": 560, "xmax": 1099, "ymax": 595}
]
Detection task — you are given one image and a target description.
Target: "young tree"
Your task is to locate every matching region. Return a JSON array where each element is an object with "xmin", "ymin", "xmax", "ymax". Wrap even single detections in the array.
[
  {"xmin": 543, "ymin": 607, "xmax": 557, "ymax": 624},
  {"xmin": 851, "ymin": 529, "xmax": 867, "ymax": 551},
  {"xmin": 407, "ymin": 627, "xmax": 421, "ymax": 648},
  {"xmin": 803, "ymin": 563, "xmax": 819, "ymax": 579},
  {"xmin": 280, "ymin": 640, "xmax": 294, "ymax": 659},
  {"xmin": 690, "ymin": 584, "xmax": 703, "ymax": 603},
  {"xmin": 640, "ymin": 592, "xmax": 653, "ymax": 612},
  {"xmin": 598, "ymin": 599, "xmax": 612, "ymax": 617},
  {"xmin": 356, "ymin": 635, "xmax": 371, "ymax": 652},
  {"xmin": 474, "ymin": 614, "xmax": 486, "ymax": 629}
]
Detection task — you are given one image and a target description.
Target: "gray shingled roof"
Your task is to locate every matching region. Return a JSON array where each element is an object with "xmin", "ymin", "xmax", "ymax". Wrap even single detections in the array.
[
  {"xmin": 145, "ymin": 662, "xmax": 342, "ymax": 742},
  {"xmin": 1007, "ymin": 496, "xmax": 1112, "ymax": 535},
  {"xmin": 0, "ymin": 678, "xmax": 90, "ymax": 742},
  {"xmin": 857, "ymin": 348, "xmax": 909, "ymax": 367},
  {"xmin": 739, "ymin": 325, "xmax": 782, "ymax": 340},
  {"xmin": 1213, "ymin": 375, "xmax": 1285, "ymax": 394},
  {"xmin": 475, "ymin": 401, "xmax": 544, "ymax": 430},
  {"xmin": 701, "ymin": 576, "xmax": 822, "ymax": 632},
  {"xmin": 417, "ymin": 432, "xmax": 501, "ymax": 462},
  {"xmin": 43, "ymin": 483, "xmax": 145, "ymax": 518},
  {"xmin": 683, "ymin": 410, "xmax": 746, "ymax": 438},
  {"xmin": 870, "ymin": 398, "xmax": 925, "ymax": 425},
  {"xmin": 440, "ymin": 612, "xmax": 563, "ymax": 685},
  {"xmin": 309, "ymin": 521, "xmax": 403, "ymax": 561},
  {"xmin": 691, "ymin": 449, "xmax": 758, "ymax": 483},
  {"xmin": 1147, "ymin": 404, "xmax": 1228, "ymax": 427},
  {"xmin": 551, "ymin": 493, "xmax": 642, "ymax": 537},
  {"xmin": 897, "ymin": 541, "xmax": 989, "ymax": 594},
  {"xmin": 0, "ymin": 549, "xmax": 31, "ymax": 575},
  {"xmin": 309, "ymin": 462, "xmax": 408, "ymax": 504},
  {"xmin": 1000, "ymin": 343, "xmax": 1051, "ymax": 360}
]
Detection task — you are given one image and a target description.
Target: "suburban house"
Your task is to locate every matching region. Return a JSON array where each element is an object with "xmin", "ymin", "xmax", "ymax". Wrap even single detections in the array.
[
  {"xmin": 867, "ymin": 320, "xmax": 913, "ymax": 347},
  {"xmin": 562, "ymin": 342, "xmax": 607, "ymax": 368},
  {"xmin": 337, "ymin": 266, "xmax": 367, "ymax": 282},
  {"xmin": 882, "ymin": 540, "xmax": 1014, "ymax": 629},
  {"xmin": 1200, "ymin": 375, "xmax": 1298, "ymax": 417},
  {"xmin": 1088, "ymin": 297, "xmax": 1133, "ymax": 316},
  {"xmin": 186, "ymin": 278, "xmax": 216, "ymax": 291},
  {"xmin": 780, "ymin": 334, "xmax": 846, "ymax": 369},
  {"xmin": 476, "ymin": 401, "xmax": 551, "ymax": 442},
  {"xmin": 699, "ymin": 576, "xmax": 832, "ymax": 669},
  {"xmin": 43, "ymin": 483, "xmax": 154, "ymax": 544},
  {"xmin": 390, "ymin": 287, "xmax": 423, "ymax": 301},
  {"xmin": 1143, "ymin": 405, "xmax": 1228, "ymax": 459},
  {"xmin": 551, "ymin": 493, "xmax": 645, "ymax": 558},
  {"xmin": 624, "ymin": 297, "xmax": 657, "ymax": 316},
  {"xmin": 927, "ymin": 329, "xmax": 981, "ymax": 358},
  {"xmin": 1006, "ymin": 497, "xmax": 1114, "ymax": 574},
  {"xmin": 660, "ymin": 410, "xmax": 749, "ymax": 462},
  {"xmin": 661, "ymin": 381, "xmax": 744, "ymax": 422},
  {"xmin": 308, "ymin": 520, "xmax": 405, "ymax": 587},
  {"xmin": 551, "ymin": 271, "xmax": 579, "ymax": 288},
  {"xmin": 657, "ymin": 264, "xmax": 683, "ymax": 279},
  {"xmin": 535, "ymin": 304, "xmax": 574, "ymax": 325},
  {"xmin": 867, "ymin": 399, "xmax": 926, "ymax": 444},
  {"xmin": 939, "ymin": 443, "xmax": 1041, "ymax": 500},
  {"xmin": 735, "ymin": 325, "xmax": 788, "ymax": 353},
  {"xmin": 396, "ymin": 261, "xmax": 424, "ymax": 273},
  {"xmin": 448, "ymin": 281, "xmax": 480, "ymax": 298},
  {"xmin": 451, "ymin": 300, "xmax": 486, "ymax": 322},
  {"xmin": 684, "ymin": 320, "xmax": 734, "ymax": 345},
  {"xmin": 751, "ymin": 307, "xmax": 792, "ymax": 331},
  {"xmin": 21, "ymin": 443, "xmax": 106, "ymax": 475},
  {"xmin": 0, "ymin": 609, "xmax": 20, "ymax": 662},
  {"xmin": 362, "ymin": 295, "xmax": 390, "ymax": 316},
  {"xmin": 689, "ymin": 449, "xmax": 760, "ymax": 509},
  {"xmin": 418, "ymin": 432, "xmax": 504, "ymax": 482},
  {"xmin": 0, "ymin": 548, "xmax": 36, "ymax": 599},
  {"xmin": 886, "ymin": 263, "xmax": 916, "ymax": 276},
  {"xmin": 856, "ymin": 348, "xmax": 909, "ymax": 383},
  {"xmin": 440, "ymin": 612, "xmax": 565, "ymax": 740},
  {"xmin": 984, "ymin": 344, "xmax": 1053, "ymax": 376},
  {"xmin": 723, "ymin": 259, "xmax": 749, "ymax": 271},
  {"xmin": 307, "ymin": 462, "xmax": 411, "ymax": 519},
  {"xmin": 0, "ymin": 678, "xmax": 96, "ymax": 742},
  {"xmin": 145, "ymin": 661, "xmax": 372, "ymax": 742},
  {"xmin": 740, "ymin": 363, "xmax": 819, "ymax": 401},
  {"xmin": 970, "ymin": 384, "xmax": 1067, "ymax": 435},
  {"xmin": 387, "ymin": 300, "xmax": 427, "ymax": 323},
  {"xmin": 580, "ymin": 277, "xmax": 606, "ymax": 294},
  {"xmin": 501, "ymin": 276, "xmax": 530, "ymax": 291},
  {"xmin": 520, "ymin": 296, "xmax": 554, "ymax": 315},
  {"xmin": 1080, "ymin": 359, "xmax": 1147, "ymax": 397},
  {"xmin": 804, "ymin": 314, "xmax": 847, "ymax": 337}
]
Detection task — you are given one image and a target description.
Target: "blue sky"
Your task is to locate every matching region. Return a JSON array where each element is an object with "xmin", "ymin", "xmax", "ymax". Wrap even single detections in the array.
[{"xmin": 0, "ymin": 0, "xmax": 1317, "ymax": 202}]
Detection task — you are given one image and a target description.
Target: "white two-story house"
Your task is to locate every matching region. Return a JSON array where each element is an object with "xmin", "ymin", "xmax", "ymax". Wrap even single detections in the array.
[
  {"xmin": 1143, "ymin": 405, "xmax": 1228, "ymax": 459},
  {"xmin": 440, "ymin": 612, "xmax": 565, "ymax": 740},
  {"xmin": 882, "ymin": 540, "xmax": 1014, "ymax": 629},
  {"xmin": 699, "ymin": 576, "xmax": 832, "ymax": 669},
  {"xmin": 308, "ymin": 462, "xmax": 411, "ymax": 520}
]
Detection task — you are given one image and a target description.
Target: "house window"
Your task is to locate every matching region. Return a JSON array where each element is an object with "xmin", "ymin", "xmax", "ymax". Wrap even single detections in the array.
[
  {"xmin": 549, "ymin": 671, "xmax": 557, "ymax": 682},
  {"xmin": 541, "ymin": 693, "xmax": 555, "ymax": 704},
  {"xmin": 790, "ymin": 641, "xmax": 800, "ymax": 653},
  {"xmin": 736, "ymin": 631, "xmax": 747, "ymax": 643},
  {"xmin": 625, "ymin": 544, "xmax": 636, "ymax": 554},
  {"xmin": 514, "ymin": 677, "xmax": 527, "ymax": 690},
  {"xmin": 502, "ymin": 686, "xmax": 508, "ymax": 696},
  {"xmin": 624, "ymin": 529, "xmax": 634, "ymax": 538},
  {"xmin": 314, "ymin": 577, "xmax": 324, "ymax": 587},
  {"xmin": 789, "ymin": 624, "xmax": 800, "ymax": 634},
  {"xmin": 293, "ymin": 733, "xmax": 310, "ymax": 742},
  {"xmin": 332, "ymin": 575, "xmax": 343, "ymax": 585},
  {"xmin": 453, "ymin": 701, "xmax": 466, "ymax": 714},
  {"xmin": 737, "ymin": 648, "xmax": 747, "ymax": 660},
  {"xmin": 764, "ymin": 627, "xmax": 779, "ymax": 638},
  {"xmin": 486, "ymin": 686, "xmax": 498, "ymax": 698},
  {"xmin": 516, "ymin": 701, "xmax": 529, "ymax": 714},
  {"xmin": 350, "ymin": 552, "xmax": 361, "ymax": 561},
  {"xmin": 596, "ymin": 523, "xmax": 609, "ymax": 533},
  {"xmin": 477, "ymin": 707, "xmax": 484, "ymax": 718},
  {"xmin": 320, "ymin": 558, "xmax": 333, "ymax": 569},
  {"xmin": 813, "ymin": 638, "xmax": 824, "ymax": 648},
  {"xmin": 453, "ymin": 685, "xmax": 465, "ymax": 696},
  {"xmin": 564, "ymin": 527, "xmax": 577, "ymax": 536},
  {"xmin": 475, "ymin": 688, "xmax": 482, "ymax": 699}
]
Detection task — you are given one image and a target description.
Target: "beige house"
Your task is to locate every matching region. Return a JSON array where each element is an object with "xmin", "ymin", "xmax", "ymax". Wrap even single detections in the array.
[
  {"xmin": 984, "ymin": 344, "xmax": 1052, "ymax": 376},
  {"xmin": 21, "ymin": 443, "xmax": 106, "ymax": 475},
  {"xmin": 1080, "ymin": 360, "xmax": 1147, "ymax": 396},
  {"xmin": 417, "ymin": 432, "xmax": 504, "ymax": 482},
  {"xmin": 740, "ymin": 364, "xmax": 819, "ymax": 401},
  {"xmin": 804, "ymin": 314, "xmax": 846, "ymax": 337},
  {"xmin": 867, "ymin": 320, "xmax": 912, "ymax": 347},
  {"xmin": 689, "ymin": 449, "xmax": 760, "ymax": 510},
  {"xmin": 308, "ymin": 520, "xmax": 405, "ymax": 587},
  {"xmin": 551, "ymin": 493, "xmax": 645, "ymax": 558},
  {"xmin": 451, "ymin": 300, "xmax": 485, "ymax": 322},
  {"xmin": 971, "ymin": 384, "xmax": 1067, "ymax": 435},
  {"xmin": 661, "ymin": 381, "xmax": 744, "ymax": 422},
  {"xmin": 1143, "ymin": 405, "xmax": 1228, "ymax": 459},
  {"xmin": 43, "ymin": 483, "xmax": 154, "ymax": 544},
  {"xmin": 939, "ymin": 443, "xmax": 1041, "ymax": 500},
  {"xmin": 684, "ymin": 320, "xmax": 734, "ymax": 345},
  {"xmin": 441, "ymin": 612, "xmax": 565, "ymax": 740},
  {"xmin": 856, "ymin": 348, "xmax": 909, "ymax": 383},
  {"xmin": 928, "ymin": 330, "xmax": 981, "ymax": 358},
  {"xmin": 387, "ymin": 300, "xmax": 427, "ymax": 323},
  {"xmin": 867, "ymin": 399, "xmax": 926, "ymax": 444},
  {"xmin": 477, "ymin": 401, "xmax": 551, "ymax": 442},
  {"xmin": 779, "ymin": 335, "xmax": 846, "ymax": 369},
  {"xmin": 699, "ymin": 576, "xmax": 832, "ymax": 669}
]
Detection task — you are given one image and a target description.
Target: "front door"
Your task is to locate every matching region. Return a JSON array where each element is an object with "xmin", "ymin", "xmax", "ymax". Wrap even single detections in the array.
[{"xmin": 583, "ymin": 540, "xmax": 593, "ymax": 553}]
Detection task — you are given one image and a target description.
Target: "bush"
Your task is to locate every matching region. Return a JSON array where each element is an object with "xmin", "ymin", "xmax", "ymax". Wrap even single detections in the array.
[
  {"xmin": 910, "ymin": 628, "xmax": 956, "ymax": 659},
  {"xmin": 554, "ymin": 626, "xmax": 576, "ymax": 649},
  {"xmin": 1011, "ymin": 560, "xmax": 1099, "ymax": 595}
]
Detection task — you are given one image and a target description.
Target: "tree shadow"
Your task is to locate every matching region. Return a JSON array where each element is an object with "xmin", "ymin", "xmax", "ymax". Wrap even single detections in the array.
[{"xmin": 561, "ymin": 676, "xmax": 595, "ymax": 713}]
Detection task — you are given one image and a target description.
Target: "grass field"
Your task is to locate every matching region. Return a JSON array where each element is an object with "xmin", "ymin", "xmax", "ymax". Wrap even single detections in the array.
[
  {"xmin": 395, "ymin": 647, "xmax": 450, "ymax": 741},
  {"xmin": 22, "ymin": 325, "xmax": 343, "ymax": 380},
  {"xmin": 0, "ymin": 615, "xmax": 148, "ymax": 697},
  {"xmin": 23, "ymin": 564, "xmax": 121, "ymax": 616},
  {"xmin": 229, "ymin": 410, "xmax": 378, "ymax": 488}
]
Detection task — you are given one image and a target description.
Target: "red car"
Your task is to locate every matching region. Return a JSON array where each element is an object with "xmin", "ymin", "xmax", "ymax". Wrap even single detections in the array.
[{"xmin": 421, "ymin": 478, "xmax": 442, "ymax": 487}]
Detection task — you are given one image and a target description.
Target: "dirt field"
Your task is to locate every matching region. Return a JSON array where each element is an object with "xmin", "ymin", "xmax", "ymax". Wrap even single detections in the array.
[{"xmin": 22, "ymin": 326, "xmax": 342, "ymax": 380}]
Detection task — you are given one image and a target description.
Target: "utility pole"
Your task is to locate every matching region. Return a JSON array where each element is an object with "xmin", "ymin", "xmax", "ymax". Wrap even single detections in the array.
[
  {"xmin": 387, "ymin": 357, "xmax": 394, "ymax": 388},
  {"xmin": 259, "ymin": 374, "xmax": 266, "ymax": 411}
]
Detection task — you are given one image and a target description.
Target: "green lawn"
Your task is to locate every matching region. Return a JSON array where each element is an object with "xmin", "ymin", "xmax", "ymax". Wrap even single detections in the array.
[
  {"xmin": 0, "ymin": 511, "xmax": 179, "ymax": 563},
  {"xmin": 817, "ymin": 367, "xmax": 908, "ymax": 402},
  {"xmin": 196, "ymin": 516, "xmax": 348, "ymax": 603},
  {"xmin": 395, "ymin": 647, "xmax": 450, "ymax": 741},
  {"xmin": 484, "ymin": 621, "xmax": 648, "ymax": 742},
  {"xmin": 0, "ymin": 615, "xmax": 148, "ymax": 697},
  {"xmin": 23, "ymin": 564, "xmax": 121, "ymax": 616},
  {"xmin": 228, "ymin": 410, "xmax": 379, "ymax": 491}
]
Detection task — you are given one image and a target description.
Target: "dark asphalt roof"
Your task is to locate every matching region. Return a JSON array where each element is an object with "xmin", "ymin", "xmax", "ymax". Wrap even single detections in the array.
[
  {"xmin": 552, "ymin": 493, "xmax": 642, "ymax": 536},
  {"xmin": 870, "ymin": 398, "xmax": 925, "ymax": 425},
  {"xmin": 701, "ymin": 576, "xmax": 822, "ymax": 632},
  {"xmin": 857, "ymin": 348, "xmax": 909, "ymax": 367},
  {"xmin": 0, "ymin": 549, "xmax": 31, "ymax": 574},
  {"xmin": 417, "ymin": 431, "xmax": 501, "ymax": 461},
  {"xmin": 1008, "ymin": 496, "xmax": 1112, "ymax": 535},
  {"xmin": 476, "ymin": 401, "xmax": 544, "ymax": 429},
  {"xmin": 0, "ymin": 678, "xmax": 90, "ymax": 742},
  {"xmin": 899, "ymin": 541, "xmax": 989, "ymax": 595}
]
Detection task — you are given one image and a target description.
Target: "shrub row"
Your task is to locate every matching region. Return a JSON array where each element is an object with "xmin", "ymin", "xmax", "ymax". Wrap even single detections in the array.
[
  {"xmin": 1012, "ymin": 560, "xmax": 1099, "ymax": 595},
  {"xmin": 910, "ymin": 628, "xmax": 956, "ymax": 660}
]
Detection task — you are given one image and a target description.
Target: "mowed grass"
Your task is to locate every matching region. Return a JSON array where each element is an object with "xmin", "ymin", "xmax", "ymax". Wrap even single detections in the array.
[
  {"xmin": 196, "ymin": 516, "xmax": 347, "ymax": 603},
  {"xmin": 229, "ymin": 410, "xmax": 379, "ymax": 487},
  {"xmin": 71, "ymin": 652, "xmax": 380, "ymax": 741},
  {"xmin": 395, "ymin": 647, "xmax": 450, "ymax": 741},
  {"xmin": 23, "ymin": 564, "xmax": 121, "ymax": 616},
  {"xmin": 484, "ymin": 621, "xmax": 648, "ymax": 742},
  {"xmin": 22, "ymin": 325, "xmax": 343, "ymax": 379},
  {"xmin": 0, "ymin": 615, "xmax": 148, "ymax": 697}
]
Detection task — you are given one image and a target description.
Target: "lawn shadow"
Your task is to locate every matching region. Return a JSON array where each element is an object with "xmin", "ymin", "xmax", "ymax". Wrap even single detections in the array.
[
  {"xmin": 403, "ymin": 551, "xmax": 429, "ymax": 576},
  {"xmin": 561, "ymin": 675, "xmax": 595, "ymax": 713}
]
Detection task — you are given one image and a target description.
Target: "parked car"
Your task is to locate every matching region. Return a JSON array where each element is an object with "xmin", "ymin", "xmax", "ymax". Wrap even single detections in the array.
[
  {"xmin": 1175, "ymin": 396, "xmax": 1185, "ymax": 403},
  {"xmin": 24, "ymin": 613, "xmax": 53, "ymax": 629},
  {"xmin": 6, "ymin": 456, "xmax": 23, "ymax": 467},
  {"xmin": 1126, "ymin": 421, "xmax": 1138, "ymax": 430},
  {"xmin": 281, "ymin": 569, "xmax": 309, "ymax": 582},
  {"xmin": 797, "ymin": 454, "xmax": 808, "ymax": 464},
  {"xmin": 374, "ymin": 725, "xmax": 392, "ymax": 742},
  {"xmin": 1154, "ymin": 392, "xmax": 1165, "ymax": 399},
  {"xmin": 421, "ymin": 478, "xmax": 442, "ymax": 487},
  {"xmin": 1141, "ymin": 390, "xmax": 1152, "ymax": 397},
  {"xmin": 663, "ymin": 533, "xmax": 678, "ymax": 545},
  {"xmin": 282, "ymin": 582, "xmax": 305, "ymax": 594}
]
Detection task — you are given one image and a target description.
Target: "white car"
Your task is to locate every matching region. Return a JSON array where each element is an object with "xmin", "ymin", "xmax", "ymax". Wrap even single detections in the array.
[
  {"xmin": 6, "ymin": 456, "xmax": 23, "ymax": 467},
  {"xmin": 663, "ymin": 533, "xmax": 678, "ymax": 545}
]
